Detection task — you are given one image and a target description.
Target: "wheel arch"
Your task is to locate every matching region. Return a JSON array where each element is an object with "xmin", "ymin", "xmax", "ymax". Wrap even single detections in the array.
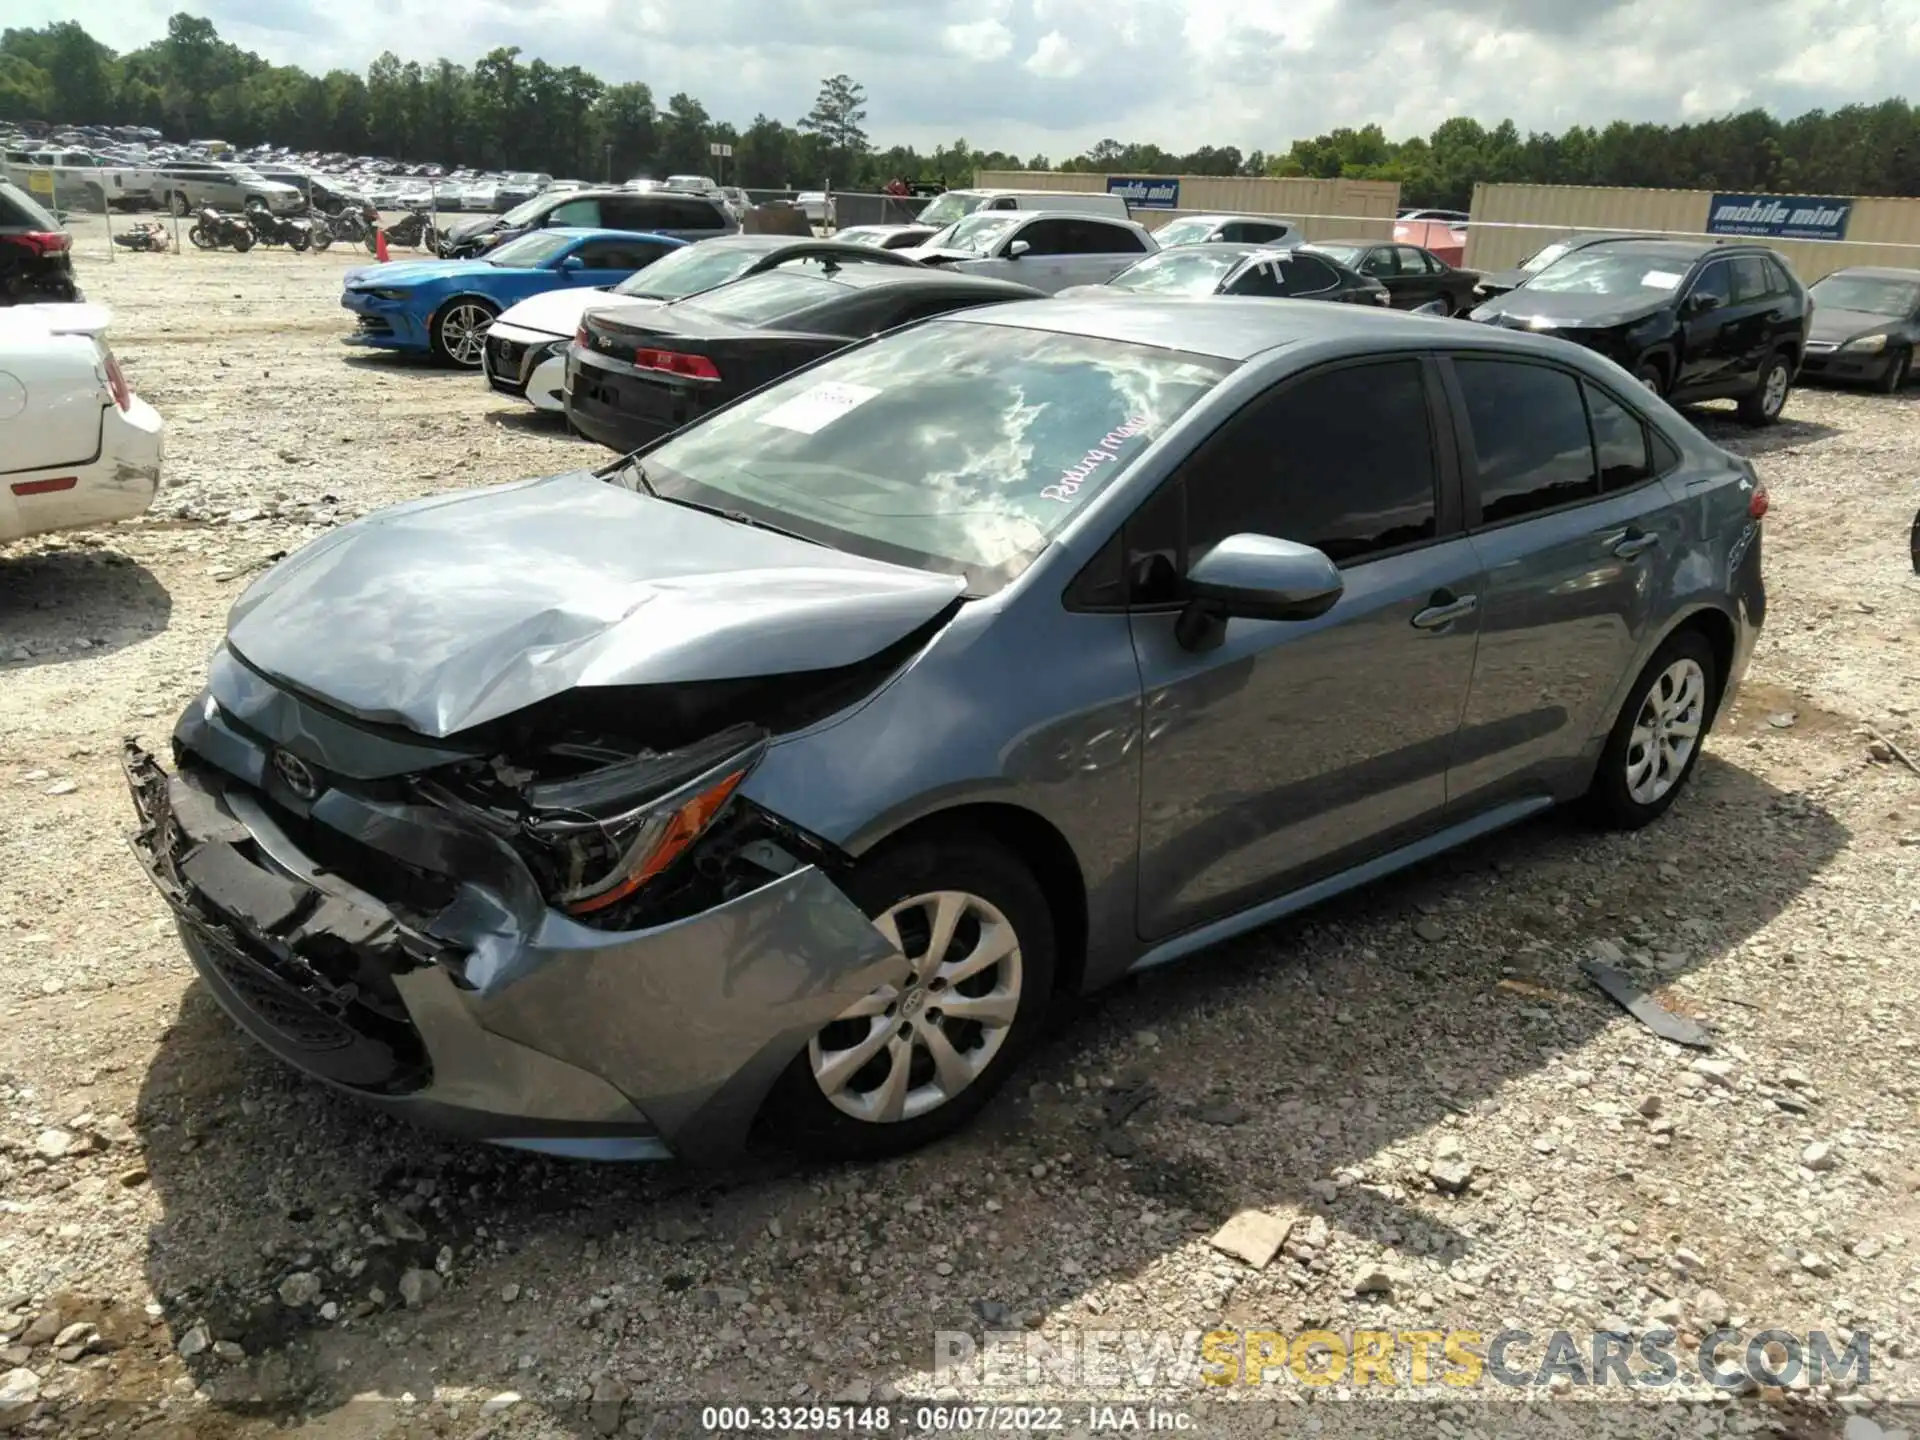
[
  {"xmin": 853, "ymin": 801, "xmax": 1090, "ymax": 1004},
  {"xmin": 1591, "ymin": 601, "xmax": 1740, "ymax": 750}
]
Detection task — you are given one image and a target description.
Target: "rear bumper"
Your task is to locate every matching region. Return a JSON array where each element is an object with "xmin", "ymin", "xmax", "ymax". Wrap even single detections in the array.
[
  {"xmin": 122, "ymin": 668, "xmax": 894, "ymax": 1162},
  {"xmin": 2, "ymin": 394, "xmax": 163, "ymax": 543},
  {"xmin": 564, "ymin": 351, "xmax": 688, "ymax": 452}
]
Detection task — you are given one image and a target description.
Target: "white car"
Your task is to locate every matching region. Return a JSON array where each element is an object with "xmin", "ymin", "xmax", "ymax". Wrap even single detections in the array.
[
  {"xmin": 795, "ymin": 190, "xmax": 831, "ymax": 225},
  {"xmin": 902, "ymin": 211, "xmax": 1158, "ymax": 294},
  {"xmin": 0, "ymin": 304, "xmax": 163, "ymax": 544}
]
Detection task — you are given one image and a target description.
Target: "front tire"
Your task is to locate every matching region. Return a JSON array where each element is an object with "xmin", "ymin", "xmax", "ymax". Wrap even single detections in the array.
[
  {"xmin": 167, "ymin": 191, "xmax": 189, "ymax": 217},
  {"xmin": 187, "ymin": 225, "xmax": 216, "ymax": 251},
  {"xmin": 1738, "ymin": 352, "xmax": 1792, "ymax": 426},
  {"xmin": 430, "ymin": 298, "xmax": 497, "ymax": 367},
  {"xmin": 1633, "ymin": 358, "xmax": 1667, "ymax": 396},
  {"xmin": 1583, "ymin": 629, "xmax": 1718, "ymax": 830},
  {"xmin": 764, "ymin": 832, "xmax": 1056, "ymax": 1161},
  {"xmin": 1878, "ymin": 347, "xmax": 1911, "ymax": 394}
]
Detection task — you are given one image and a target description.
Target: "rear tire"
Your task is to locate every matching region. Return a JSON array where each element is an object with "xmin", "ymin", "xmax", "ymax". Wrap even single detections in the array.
[
  {"xmin": 763, "ymin": 832, "xmax": 1057, "ymax": 1161},
  {"xmin": 229, "ymin": 230, "xmax": 253, "ymax": 253},
  {"xmin": 1738, "ymin": 352, "xmax": 1792, "ymax": 426},
  {"xmin": 1582, "ymin": 629, "xmax": 1719, "ymax": 830},
  {"xmin": 310, "ymin": 223, "xmax": 333, "ymax": 252}
]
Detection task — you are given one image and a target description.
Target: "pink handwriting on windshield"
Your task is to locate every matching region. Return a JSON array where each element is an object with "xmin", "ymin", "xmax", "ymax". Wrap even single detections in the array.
[{"xmin": 1041, "ymin": 415, "xmax": 1151, "ymax": 504}]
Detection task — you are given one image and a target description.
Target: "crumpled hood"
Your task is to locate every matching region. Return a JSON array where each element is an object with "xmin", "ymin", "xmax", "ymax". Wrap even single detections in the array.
[
  {"xmin": 1471, "ymin": 288, "xmax": 1659, "ymax": 330},
  {"xmin": 343, "ymin": 258, "xmax": 497, "ymax": 289},
  {"xmin": 1809, "ymin": 306, "xmax": 1898, "ymax": 344},
  {"xmin": 898, "ymin": 246, "xmax": 983, "ymax": 266},
  {"xmin": 496, "ymin": 286, "xmax": 654, "ymax": 337},
  {"xmin": 224, "ymin": 471, "xmax": 967, "ymax": 739}
]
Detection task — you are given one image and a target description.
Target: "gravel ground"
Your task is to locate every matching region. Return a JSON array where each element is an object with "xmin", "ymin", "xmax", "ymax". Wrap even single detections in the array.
[{"xmin": 1, "ymin": 217, "xmax": 1917, "ymax": 1439}]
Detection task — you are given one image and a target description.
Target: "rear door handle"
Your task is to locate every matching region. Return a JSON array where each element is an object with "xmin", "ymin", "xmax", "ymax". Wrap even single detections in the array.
[
  {"xmin": 1412, "ymin": 593, "xmax": 1478, "ymax": 630},
  {"xmin": 1605, "ymin": 529, "xmax": 1661, "ymax": 560}
]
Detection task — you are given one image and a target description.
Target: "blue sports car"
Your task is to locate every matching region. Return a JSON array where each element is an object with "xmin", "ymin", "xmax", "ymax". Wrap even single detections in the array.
[{"xmin": 341, "ymin": 228, "xmax": 686, "ymax": 368}]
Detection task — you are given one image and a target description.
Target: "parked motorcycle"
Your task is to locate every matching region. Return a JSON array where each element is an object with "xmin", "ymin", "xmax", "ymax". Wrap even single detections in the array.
[
  {"xmin": 364, "ymin": 206, "xmax": 439, "ymax": 254},
  {"xmin": 113, "ymin": 222, "xmax": 172, "ymax": 253},
  {"xmin": 245, "ymin": 199, "xmax": 315, "ymax": 252},
  {"xmin": 189, "ymin": 207, "xmax": 255, "ymax": 252},
  {"xmin": 323, "ymin": 203, "xmax": 374, "ymax": 246}
]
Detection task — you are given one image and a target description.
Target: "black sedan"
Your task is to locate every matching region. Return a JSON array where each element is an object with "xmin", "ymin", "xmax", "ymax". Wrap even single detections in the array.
[
  {"xmin": 1301, "ymin": 239, "xmax": 1480, "ymax": 314},
  {"xmin": 1470, "ymin": 238, "xmax": 1812, "ymax": 426},
  {"xmin": 566, "ymin": 268, "xmax": 1043, "ymax": 452},
  {"xmin": 1799, "ymin": 267, "xmax": 1920, "ymax": 391},
  {"xmin": 1054, "ymin": 243, "xmax": 1387, "ymax": 305},
  {"xmin": 1472, "ymin": 231, "xmax": 1655, "ymax": 303}
]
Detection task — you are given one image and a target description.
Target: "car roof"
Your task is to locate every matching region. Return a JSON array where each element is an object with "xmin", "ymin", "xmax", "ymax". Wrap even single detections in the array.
[
  {"xmin": 1140, "ymin": 241, "xmax": 1264, "ymax": 257},
  {"xmin": 956, "ymin": 296, "xmax": 1486, "ymax": 361},
  {"xmin": 799, "ymin": 267, "xmax": 1027, "ymax": 295},
  {"xmin": 1819, "ymin": 265, "xmax": 1920, "ymax": 281},
  {"xmin": 1579, "ymin": 237, "xmax": 1748, "ymax": 262},
  {"xmin": 1173, "ymin": 214, "xmax": 1295, "ymax": 226},
  {"xmin": 1309, "ymin": 237, "xmax": 1397, "ymax": 248}
]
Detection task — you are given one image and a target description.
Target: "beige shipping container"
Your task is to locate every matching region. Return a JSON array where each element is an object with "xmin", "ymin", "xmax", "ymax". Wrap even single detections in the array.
[
  {"xmin": 1466, "ymin": 182, "xmax": 1920, "ymax": 283},
  {"xmin": 972, "ymin": 171, "xmax": 1400, "ymax": 242}
]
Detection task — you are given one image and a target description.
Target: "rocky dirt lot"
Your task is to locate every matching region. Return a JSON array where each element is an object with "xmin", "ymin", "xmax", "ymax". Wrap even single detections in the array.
[{"xmin": 0, "ymin": 218, "xmax": 1917, "ymax": 1439}]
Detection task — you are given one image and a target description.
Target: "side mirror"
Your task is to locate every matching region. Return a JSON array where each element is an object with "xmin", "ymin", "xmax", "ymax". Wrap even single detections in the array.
[
  {"xmin": 1176, "ymin": 534, "xmax": 1344, "ymax": 650},
  {"xmin": 560, "ymin": 254, "xmax": 585, "ymax": 270},
  {"xmin": 1687, "ymin": 291, "xmax": 1723, "ymax": 316},
  {"xmin": 1007, "ymin": 239, "xmax": 1031, "ymax": 259}
]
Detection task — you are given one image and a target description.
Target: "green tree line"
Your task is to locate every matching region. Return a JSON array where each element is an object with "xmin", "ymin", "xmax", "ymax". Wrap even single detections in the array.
[{"xmin": 6, "ymin": 14, "xmax": 1920, "ymax": 205}]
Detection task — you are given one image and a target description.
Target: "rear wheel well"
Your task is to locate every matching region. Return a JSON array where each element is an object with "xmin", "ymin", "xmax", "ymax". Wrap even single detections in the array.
[
  {"xmin": 1671, "ymin": 608, "xmax": 1735, "ymax": 719},
  {"xmin": 861, "ymin": 804, "xmax": 1089, "ymax": 1002}
]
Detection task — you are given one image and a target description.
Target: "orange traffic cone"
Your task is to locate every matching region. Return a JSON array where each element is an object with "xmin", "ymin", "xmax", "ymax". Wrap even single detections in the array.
[{"xmin": 375, "ymin": 227, "xmax": 389, "ymax": 263}]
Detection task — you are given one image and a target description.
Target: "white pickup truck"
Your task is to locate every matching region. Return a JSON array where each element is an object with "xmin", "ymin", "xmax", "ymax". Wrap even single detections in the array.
[
  {"xmin": 1, "ymin": 147, "xmax": 157, "ymax": 212},
  {"xmin": 0, "ymin": 303, "xmax": 164, "ymax": 544}
]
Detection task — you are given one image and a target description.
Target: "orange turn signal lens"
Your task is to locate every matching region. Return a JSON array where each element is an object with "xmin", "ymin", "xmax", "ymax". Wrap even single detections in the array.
[{"xmin": 564, "ymin": 768, "xmax": 747, "ymax": 916}]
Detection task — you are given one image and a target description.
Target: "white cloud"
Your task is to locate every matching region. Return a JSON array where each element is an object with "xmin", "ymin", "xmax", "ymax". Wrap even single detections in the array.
[
  {"xmin": 7, "ymin": 0, "xmax": 1919, "ymax": 160},
  {"xmin": 942, "ymin": 17, "xmax": 1014, "ymax": 62},
  {"xmin": 1024, "ymin": 30, "xmax": 1085, "ymax": 79}
]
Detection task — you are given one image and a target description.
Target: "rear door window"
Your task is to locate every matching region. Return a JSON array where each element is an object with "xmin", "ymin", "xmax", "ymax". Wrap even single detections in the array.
[
  {"xmin": 1277, "ymin": 253, "xmax": 1342, "ymax": 295},
  {"xmin": 1584, "ymin": 385, "xmax": 1652, "ymax": 492},
  {"xmin": 1069, "ymin": 219, "xmax": 1146, "ymax": 254},
  {"xmin": 1452, "ymin": 358, "xmax": 1599, "ymax": 524}
]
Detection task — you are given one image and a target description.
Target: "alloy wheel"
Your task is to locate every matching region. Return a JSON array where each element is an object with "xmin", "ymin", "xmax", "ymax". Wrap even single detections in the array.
[
  {"xmin": 808, "ymin": 890, "xmax": 1023, "ymax": 1124},
  {"xmin": 1626, "ymin": 658, "xmax": 1706, "ymax": 806},
  {"xmin": 1762, "ymin": 362, "xmax": 1790, "ymax": 417},
  {"xmin": 439, "ymin": 304, "xmax": 493, "ymax": 366}
]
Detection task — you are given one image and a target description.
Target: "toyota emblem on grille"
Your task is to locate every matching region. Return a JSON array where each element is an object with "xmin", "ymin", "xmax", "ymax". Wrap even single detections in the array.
[{"xmin": 271, "ymin": 749, "xmax": 320, "ymax": 800}]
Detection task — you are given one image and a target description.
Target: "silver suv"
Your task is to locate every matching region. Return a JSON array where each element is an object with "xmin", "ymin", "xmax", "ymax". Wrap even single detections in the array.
[{"xmin": 150, "ymin": 161, "xmax": 302, "ymax": 216}]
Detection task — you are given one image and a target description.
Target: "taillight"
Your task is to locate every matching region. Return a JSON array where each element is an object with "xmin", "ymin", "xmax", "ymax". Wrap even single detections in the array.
[
  {"xmin": 101, "ymin": 347, "xmax": 131, "ymax": 410},
  {"xmin": 1749, "ymin": 485, "xmax": 1769, "ymax": 520},
  {"xmin": 631, "ymin": 347, "xmax": 721, "ymax": 380},
  {"xmin": 16, "ymin": 231, "xmax": 70, "ymax": 256}
]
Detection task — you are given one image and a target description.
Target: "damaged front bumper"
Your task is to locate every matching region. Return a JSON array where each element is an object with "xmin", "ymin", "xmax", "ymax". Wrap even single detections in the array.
[{"xmin": 122, "ymin": 691, "xmax": 896, "ymax": 1163}]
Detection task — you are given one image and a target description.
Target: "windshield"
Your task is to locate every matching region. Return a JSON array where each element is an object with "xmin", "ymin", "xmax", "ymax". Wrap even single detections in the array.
[
  {"xmin": 942, "ymin": 213, "xmax": 1020, "ymax": 255},
  {"xmin": 834, "ymin": 227, "xmax": 883, "ymax": 246},
  {"xmin": 916, "ymin": 192, "xmax": 988, "ymax": 228},
  {"xmin": 1303, "ymin": 243, "xmax": 1362, "ymax": 267},
  {"xmin": 487, "ymin": 231, "xmax": 574, "ymax": 268},
  {"xmin": 637, "ymin": 321, "xmax": 1231, "ymax": 591},
  {"xmin": 1526, "ymin": 250, "xmax": 1689, "ymax": 297},
  {"xmin": 1152, "ymin": 217, "xmax": 1216, "ymax": 247},
  {"xmin": 1519, "ymin": 240, "xmax": 1590, "ymax": 273},
  {"xmin": 498, "ymin": 193, "xmax": 552, "ymax": 226},
  {"xmin": 612, "ymin": 244, "xmax": 762, "ymax": 299},
  {"xmin": 1107, "ymin": 248, "xmax": 1244, "ymax": 294},
  {"xmin": 1809, "ymin": 274, "xmax": 1920, "ymax": 317}
]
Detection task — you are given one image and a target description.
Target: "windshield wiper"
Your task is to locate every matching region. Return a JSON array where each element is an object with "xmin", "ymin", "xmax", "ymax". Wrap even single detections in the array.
[
  {"xmin": 612, "ymin": 456, "xmax": 657, "ymax": 496},
  {"xmin": 658, "ymin": 493, "xmax": 824, "ymax": 546}
]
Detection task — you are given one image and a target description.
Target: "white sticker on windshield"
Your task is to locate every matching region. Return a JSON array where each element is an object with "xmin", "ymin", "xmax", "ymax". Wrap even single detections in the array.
[
  {"xmin": 1641, "ymin": 270, "xmax": 1684, "ymax": 290},
  {"xmin": 757, "ymin": 381, "xmax": 881, "ymax": 435}
]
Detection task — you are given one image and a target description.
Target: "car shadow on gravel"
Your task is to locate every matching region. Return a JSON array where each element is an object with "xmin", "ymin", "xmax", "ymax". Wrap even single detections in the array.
[
  {"xmin": 124, "ymin": 750, "xmax": 1846, "ymax": 1421},
  {"xmin": 483, "ymin": 406, "xmax": 579, "ymax": 438},
  {"xmin": 0, "ymin": 545, "xmax": 172, "ymax": 669},
  {"xmin": 1690, "ymin": 411, "xmax": 1844, "ymax": 456}
]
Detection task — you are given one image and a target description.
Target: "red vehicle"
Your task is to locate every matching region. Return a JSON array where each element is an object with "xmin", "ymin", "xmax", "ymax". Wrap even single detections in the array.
[{"xmin": 1394, "ymin": 209, "xmax": 1470, "ymax": 266}]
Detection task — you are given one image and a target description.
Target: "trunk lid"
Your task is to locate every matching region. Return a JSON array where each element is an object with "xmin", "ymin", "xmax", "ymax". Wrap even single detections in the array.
[{"xmin": 224, "ymin": 471, "xmax": 966, "ymax": 739}]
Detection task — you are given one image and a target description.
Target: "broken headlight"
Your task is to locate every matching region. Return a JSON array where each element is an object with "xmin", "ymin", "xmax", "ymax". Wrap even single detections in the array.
[{"xmin": 521, "ymin": 724, "xmax": 768, "ymax": 918}]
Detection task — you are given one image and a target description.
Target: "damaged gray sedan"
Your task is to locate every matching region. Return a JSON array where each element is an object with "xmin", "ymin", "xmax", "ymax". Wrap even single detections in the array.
[{"xmin": 125, "ymin": 298, "xmax": 1764, "ymax": 1163}]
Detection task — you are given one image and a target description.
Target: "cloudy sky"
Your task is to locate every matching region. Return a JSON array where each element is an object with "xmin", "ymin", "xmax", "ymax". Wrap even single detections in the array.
[{"xmin": 16, "ymin": 0, "xmax": 1920, "ymax": 157}]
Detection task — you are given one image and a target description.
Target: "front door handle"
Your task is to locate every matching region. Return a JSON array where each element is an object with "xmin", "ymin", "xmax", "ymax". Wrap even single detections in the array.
[
  {"xmin": 1606, "ymin": 529, "xmax": 1661, "ymax": 560},
  {"xmin": 1411, "ymin": 592, "xmax": 1478, "ymax": 630}
]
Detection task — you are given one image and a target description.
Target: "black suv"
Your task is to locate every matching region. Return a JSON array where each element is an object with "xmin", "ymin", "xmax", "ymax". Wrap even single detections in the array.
[
  {"xmin": 0, "ymin": 179, "xmax": 77, "ymax": 305},
  {"xmin": 440, "ymin": 187, "xmax": 736, "ymax": 258},
  {"xmin": 1469, "ymin": 238, "xmax": 1810, "ymax": 426}
]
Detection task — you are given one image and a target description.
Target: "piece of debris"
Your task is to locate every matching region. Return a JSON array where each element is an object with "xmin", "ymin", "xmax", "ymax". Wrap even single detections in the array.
[
  {"xmin": 1865, "ymin": 725, "xmax": 1920, "ymax": 776},
  {"xmin": 278, "ymin": 1272, "xmax": 323, "ymax": 1308},
  {"xmin": 1801, "ymin": 1141, "xmax": 1836, "ymax": 1172},
  {"xmin": 1352, "ymin": 1263, "xmax": 1399, "ymax": 1297},
  {"xmin": 375, "ymin": 1204, "xmax": 426, "ymax": 1243},
  {"xmin": 1580, "ymin": 961, "xmax": 1713, "ymax": 1048},
  {"xmin": 1102, "ymin": 1078, "xmax": 1155, "ymax": 1129},
  {"xmin": 1430, "ymin": 1158, "xmax": 1475, "ymax": 1195},
  {"xmin": 1767, "ymin": 712, "xmax": 1798, "ymax": 729},
  {"xmin": 397, "ymin": 1269, "xmax": 442, "ymax": 1308},
  {"xmin": 1208, "ymin": 1210, "xmax": 1295, "ymax": 1270}
]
